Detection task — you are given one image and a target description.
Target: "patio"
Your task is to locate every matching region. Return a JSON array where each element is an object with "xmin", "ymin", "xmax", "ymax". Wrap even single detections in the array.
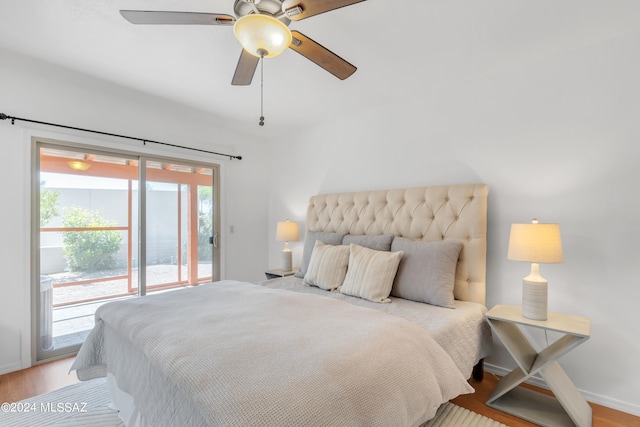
[
  {"xmin": 52, "ymin": 297, "xmax": 130, "ymax": 349},
  {"xmin": 42, "ymin": 264, "xmax": 212, "ymax": 352}
]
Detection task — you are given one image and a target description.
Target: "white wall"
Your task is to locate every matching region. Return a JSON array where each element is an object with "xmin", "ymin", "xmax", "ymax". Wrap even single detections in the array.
[
  {"xmin": 265, "ymin": 30, "xmax": 640, "ymax": 414},
  {"xmin": 0, "ymin": 47, "xmax": 270, "ymax": 373}
]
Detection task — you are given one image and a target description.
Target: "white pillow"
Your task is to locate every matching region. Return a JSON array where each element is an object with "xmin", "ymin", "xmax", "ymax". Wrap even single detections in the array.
[
  {"xmin": 303, "ymin": 241, "xmax": 350, "ymax": 291},
  {"xmin": 340, "ymin": 244, "xmax": 404, "ymax": 303}
]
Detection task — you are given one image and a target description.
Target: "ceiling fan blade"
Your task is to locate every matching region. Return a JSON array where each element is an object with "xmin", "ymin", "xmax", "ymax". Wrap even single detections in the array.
[
  {"xmin": 288, "ymin": 31, "xmax": 356, "ymax": 80},
  {"xmin": 120, "ymin": 10, "xmax": 235, "ymax": 25},
  {"xmin": 282, "ymin": 0, "xmax": 365, "ymax": 21},
  {"xmin": 232, "ymin": 49, "xmax": 260, "ymax": 86}
]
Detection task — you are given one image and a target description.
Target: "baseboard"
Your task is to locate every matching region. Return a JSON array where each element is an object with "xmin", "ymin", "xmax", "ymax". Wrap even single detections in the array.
[
  {"xmin": 485, "ymin": 363, "xmax": 640, "ymax": 417},
  {"xmin": 0, "ymin": 361, "xmax": 23, "ymax": 376}
]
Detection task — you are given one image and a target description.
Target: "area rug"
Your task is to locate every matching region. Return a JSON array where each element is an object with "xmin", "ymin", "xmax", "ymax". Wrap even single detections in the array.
[{"xmin": 1, "ymin": 378, "xmax": 508, "ymax": 426}]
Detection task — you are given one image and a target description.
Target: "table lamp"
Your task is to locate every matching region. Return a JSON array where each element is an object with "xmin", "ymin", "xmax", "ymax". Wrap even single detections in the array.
[
  {"xmin": 276, "ymin": 220, "xmax": 298, "ymax": 272},
  {"xmin": 507, "ymin": 218, "xmax": 563, "ymax": 320}
]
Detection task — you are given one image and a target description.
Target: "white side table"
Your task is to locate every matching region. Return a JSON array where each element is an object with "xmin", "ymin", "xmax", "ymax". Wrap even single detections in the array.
[
  {"xmin": 485, "ymin": 305, "xmax": 591, "ymax": 427},
  {"xmin": 265, "ymin": 268, "xmax": 297, "ymax": 280}
]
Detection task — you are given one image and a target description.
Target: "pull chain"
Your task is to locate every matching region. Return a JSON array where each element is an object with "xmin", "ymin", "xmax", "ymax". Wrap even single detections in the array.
[{"xmin": 258, "ymin": 50, "xmax": 265, "ymax": 126}]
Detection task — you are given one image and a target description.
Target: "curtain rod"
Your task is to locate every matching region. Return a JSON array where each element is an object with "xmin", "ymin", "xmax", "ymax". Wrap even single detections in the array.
[{"xmin": 0, "ymin": 113, "xmax": 242, "ymax": 160}]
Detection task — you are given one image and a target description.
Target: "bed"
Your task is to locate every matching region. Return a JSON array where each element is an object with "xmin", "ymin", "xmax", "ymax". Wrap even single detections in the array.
[{"xmin": 72, "ymin": 183, "xmax": 492, "ymax": 427}]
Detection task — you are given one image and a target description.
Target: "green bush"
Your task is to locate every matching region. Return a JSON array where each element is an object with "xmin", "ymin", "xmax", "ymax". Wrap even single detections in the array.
[
  {"xmin": 40, "ymin": 187, "xmax": 59, "ymax": 227},
  {"xmin": 61, "ymin": 207, "xmax": 122, "ymax": 272},
  {"xmin": 181, "ymin": 186, "xmax": 213, "ymax": 263},
  {"xmin": 198, "ymin": 210, "xmax": 213, "ymax": 261}
]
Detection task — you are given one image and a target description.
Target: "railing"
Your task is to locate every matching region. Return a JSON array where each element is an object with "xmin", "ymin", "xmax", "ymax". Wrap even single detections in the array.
[
  {"xmin": 42, "ymin": 225, "xmax": 212, "ymax": 308},
  {"xmin": 50, "ymin": 273, "xmax": 213, "ymax": 308}
]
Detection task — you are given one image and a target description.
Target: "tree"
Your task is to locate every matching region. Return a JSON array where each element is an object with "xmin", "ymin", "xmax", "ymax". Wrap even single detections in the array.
[
  {"xmin": 198, "ymin": 186, "xmax": 213, "ymax": 261},
  {"xmin": 40, "ymin": 187, "xmax": 59, "ymax": 227},
  {"xmin": 183, "ymin": 186, "xmax": 214, "ymax": 263}
]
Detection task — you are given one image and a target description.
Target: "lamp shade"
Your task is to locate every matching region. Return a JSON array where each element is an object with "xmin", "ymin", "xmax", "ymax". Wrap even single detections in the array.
[
  {"xmin": 233, "ymin": 14, "xmax": 292, "ymax": 58},
  {"xmin": 507, "ymin": 221, "xmax": 563, "ymax": 263},
  {"xmin": 276, "ymin": 221, "xmax": 299, "ymax": 242}
]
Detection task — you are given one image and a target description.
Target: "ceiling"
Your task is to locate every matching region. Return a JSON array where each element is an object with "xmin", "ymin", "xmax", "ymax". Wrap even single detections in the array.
[{"xmin": 1, "ymin": 1, "xmax": 639, "ymax": 138}]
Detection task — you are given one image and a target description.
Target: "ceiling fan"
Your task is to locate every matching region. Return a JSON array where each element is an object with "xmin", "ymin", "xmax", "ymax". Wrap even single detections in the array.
[{"xmin": 119, "ymin": 0, "xmax": 365, "ymax": 86}]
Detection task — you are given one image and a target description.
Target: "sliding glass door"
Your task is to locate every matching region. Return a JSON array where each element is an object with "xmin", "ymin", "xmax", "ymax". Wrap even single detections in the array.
[
  {"xmin": 34, "ymin": 140, "xmax": 220, "ymax": 362},
  {"xmin": 142, "ymin": 159, "xmax": 218, "ymax": 293}
]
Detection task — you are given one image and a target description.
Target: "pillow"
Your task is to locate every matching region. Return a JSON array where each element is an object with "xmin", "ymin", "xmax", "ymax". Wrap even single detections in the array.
[
  {"xmin": 342, "ymin": 234, "xmax": 394, "ymax": 251},
  {"xmin": 390, "ymin": 237, "xmax": 463, "ymax": 308},
  {"xmin": 294, "ymin": 231, "xmax": 346, "ymax": 278},
  {"xmin": 303, "ymin": 241, "xmax": 350, "ymax": 291},
  {"xmin": 339, "ymin": 244, "xmax": 404, "ymax": 303}
]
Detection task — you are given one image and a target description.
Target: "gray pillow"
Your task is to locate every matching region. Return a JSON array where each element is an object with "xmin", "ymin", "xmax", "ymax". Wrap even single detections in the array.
[
  {"xmin": 342, "ymin": 234, "xmax": 394, "ymax": 251},
  {"xmin": 390, "ymin": 237, "xmax": 463, "ymax": 308},
  {"xmin": 294, "ymin": 230, "xmax": 346, "ymax": 278}
]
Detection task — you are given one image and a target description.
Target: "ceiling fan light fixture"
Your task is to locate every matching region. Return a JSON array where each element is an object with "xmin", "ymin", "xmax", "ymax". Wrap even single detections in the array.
[{"xmin": 233, "ymin": 14, "xmax": 292, "ymax": 58}]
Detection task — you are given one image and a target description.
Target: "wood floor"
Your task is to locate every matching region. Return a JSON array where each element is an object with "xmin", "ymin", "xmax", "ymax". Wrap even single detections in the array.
[
  {"xmin": 452, "ymin": 372, "xmax": 640, "ymax": 427},
  {"xmin": 1, "ymin": 357, "xmax": 639, "ymax": 426},
  {"xmin": 0, "ymin": 357, "xmax": 78, "ymax": 404}
]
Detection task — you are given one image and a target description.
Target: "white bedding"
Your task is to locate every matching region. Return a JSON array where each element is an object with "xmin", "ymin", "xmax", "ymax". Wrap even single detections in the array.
[
  {"xmin": 72, "ymin": 280, "xmax": 474, "ymax": 427},
  {"xmin": 260, "ymin": 276, "xmax": 492, "ymax": 378}
]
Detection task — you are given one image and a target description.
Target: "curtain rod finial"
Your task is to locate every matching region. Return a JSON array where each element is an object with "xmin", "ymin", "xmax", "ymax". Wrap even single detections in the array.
[{"xmin": 0, "ymin": 113, "xmax": 8, "ymax": 120}]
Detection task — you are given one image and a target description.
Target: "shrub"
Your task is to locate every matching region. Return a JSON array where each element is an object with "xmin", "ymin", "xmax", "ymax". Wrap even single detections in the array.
[
  {"xmin": 40, "ymin": 187, "xmax": 59, "ymax": 227},
  {"xmin": 181, "ymin": 186, "xmax": 213, "ymax": 263},
  {"xmin": 198, "ymin": 210, "xmax": 213, "ymax": 261},
  {"xmin": 61, "ymin": 207, "xmax": 122, "ymax": 272}
]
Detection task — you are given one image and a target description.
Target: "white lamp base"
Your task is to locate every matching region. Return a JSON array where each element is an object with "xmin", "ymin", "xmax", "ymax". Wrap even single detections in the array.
[
  {"xmin": 522, "ymin": 279, "xmax": 548, "ymax": 320},
  {"xmin": 281, "ymin": 249, "xmax": 292, "ymax": 272},
  {"xmin": 522, "ymin": 263, "xmax": 548, "ymax": 320}
]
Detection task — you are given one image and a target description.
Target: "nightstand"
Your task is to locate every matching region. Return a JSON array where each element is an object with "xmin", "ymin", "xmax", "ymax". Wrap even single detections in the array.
[
  {"xmin": 265, "ymin": 268, "xmax": 296, "ymax": 280},
  {"xmin": 485, "ymin": 304, "xmax": 591, "ymax": 427}
]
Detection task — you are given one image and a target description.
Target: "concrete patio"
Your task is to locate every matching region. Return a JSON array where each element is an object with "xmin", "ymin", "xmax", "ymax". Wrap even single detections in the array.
[{"xmin": 42, "ymin": 264, "xmax": 212, "ymax": 352}]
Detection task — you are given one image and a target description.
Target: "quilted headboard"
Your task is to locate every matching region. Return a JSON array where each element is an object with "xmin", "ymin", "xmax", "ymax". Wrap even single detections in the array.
[{"xmin": 305, "ymin": 184, "xmax": 488, "ymax": 305}]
